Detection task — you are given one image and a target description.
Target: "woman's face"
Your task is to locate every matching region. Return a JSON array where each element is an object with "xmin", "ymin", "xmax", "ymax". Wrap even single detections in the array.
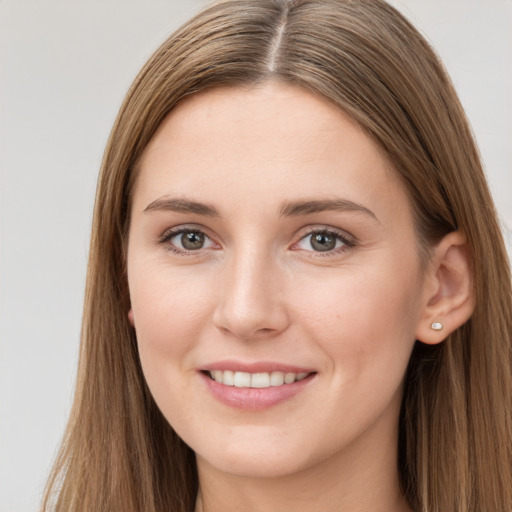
[{"xmin": 127, "ymin": 83, "xmax": 428, "ymax": 479}]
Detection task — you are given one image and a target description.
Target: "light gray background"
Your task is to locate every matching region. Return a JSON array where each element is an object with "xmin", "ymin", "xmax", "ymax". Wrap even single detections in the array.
[{"xmin": 1, "ymin": 1, "xmax": 511, "ymax": 511}]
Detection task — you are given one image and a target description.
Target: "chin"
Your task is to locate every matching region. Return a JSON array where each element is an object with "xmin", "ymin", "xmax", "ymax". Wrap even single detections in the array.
[
  {"xmin": 188, "ymin": 424, "xmax": 334, "ymax": 480},
  {"xmin": 197, "ymin": 448, "xmax": 311, "ymax": 479}
]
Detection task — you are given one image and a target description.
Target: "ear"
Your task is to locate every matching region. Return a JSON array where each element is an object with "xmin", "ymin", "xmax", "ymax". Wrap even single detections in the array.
[
  {"xmin": 415, "ymin": 231, "xmax": 474, "ymax": 344},
  {"xmin": 128, "ymin": 308, "xmax": 135, "ymax": 327}
]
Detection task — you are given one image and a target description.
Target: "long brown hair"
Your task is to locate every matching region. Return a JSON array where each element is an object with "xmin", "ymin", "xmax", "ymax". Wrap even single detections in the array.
[{"xmin": 42, "ymin": 1, "xmax": 512, "ymax": 510}]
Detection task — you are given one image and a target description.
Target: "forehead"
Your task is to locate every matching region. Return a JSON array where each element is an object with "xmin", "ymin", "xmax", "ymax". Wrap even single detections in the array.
[{"xmin": 133, "ymin": 83, "xmax": 409, "ymax": 221}]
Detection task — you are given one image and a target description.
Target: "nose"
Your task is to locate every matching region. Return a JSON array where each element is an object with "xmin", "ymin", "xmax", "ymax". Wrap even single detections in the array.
[{"xmin": 212, "ymin": 248, "xmax": 290, "ymax": 340}]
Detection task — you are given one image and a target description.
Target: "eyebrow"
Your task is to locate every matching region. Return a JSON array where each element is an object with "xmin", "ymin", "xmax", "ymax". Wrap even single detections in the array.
[
  {"xmin": 143, "ymin": 197, "xmax": 220, "ymax": 217},
  {"xmin": 143, "ymin": 196, "xmax": 377, "ymax": 222},
  {"xmin": 280, "ymin": 199, "xmax": 378, "ymax": 221}
]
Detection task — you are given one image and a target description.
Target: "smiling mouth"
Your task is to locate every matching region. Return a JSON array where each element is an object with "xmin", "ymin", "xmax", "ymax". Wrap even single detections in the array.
[{"xmin": 205, "ymin": 370, "xmax": 314, "ymax": 388}]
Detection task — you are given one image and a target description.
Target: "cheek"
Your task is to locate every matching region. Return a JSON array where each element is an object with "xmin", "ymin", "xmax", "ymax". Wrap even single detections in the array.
[
  {"xmin": 129, "ymin": 267, "xmax": 216, "ymax": 428},
  {"xmin": 293, "ymin": 263, "xmax": 421, "ymax": 378},
  {"xmin": 130, "ymin": 265, "xmax": 214, "ymax": 354},
  {"xmin": 128, "ymin": 266, "xmax": 219, "ymax": 423},
  {"xmin": 286, "ymin": 268, "xmax": 419, "ymax": 446}
]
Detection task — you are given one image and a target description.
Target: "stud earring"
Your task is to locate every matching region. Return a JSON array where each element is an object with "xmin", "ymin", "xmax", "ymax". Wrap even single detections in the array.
[{"xmin": 431, "ymin": 321, "xmax": 443, "ymax": 331}]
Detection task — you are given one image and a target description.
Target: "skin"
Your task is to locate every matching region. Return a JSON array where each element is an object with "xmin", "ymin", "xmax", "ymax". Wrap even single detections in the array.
[{"xmin": 126, "ymin": 83, "xmax": 447, "ymax": 511}]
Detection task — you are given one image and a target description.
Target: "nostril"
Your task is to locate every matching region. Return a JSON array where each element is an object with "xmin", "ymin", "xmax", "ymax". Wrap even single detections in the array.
[{"xmin": 256, "ymin": 328, "xmax": 274, "ymax": 334}]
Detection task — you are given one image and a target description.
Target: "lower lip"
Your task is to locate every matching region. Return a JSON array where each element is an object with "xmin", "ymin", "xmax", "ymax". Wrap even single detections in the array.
[{"xmin": 201, "ymin": 372, "xmax": 315, "ymax": 411}]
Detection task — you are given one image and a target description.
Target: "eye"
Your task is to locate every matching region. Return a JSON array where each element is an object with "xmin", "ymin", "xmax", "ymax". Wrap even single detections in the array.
[
  {"xmin": 295, "ymin": 229, "xmax": 353, "ymax": 253},
  {"xmin": 164, "ymin": 228, "xmax": 217, "ymax": 252}
]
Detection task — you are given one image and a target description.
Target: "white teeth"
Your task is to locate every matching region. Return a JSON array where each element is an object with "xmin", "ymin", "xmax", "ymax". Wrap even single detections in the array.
[
  {"xmin": 284, "ymin": 372, "xmax": 296, "ymax": 384},
  {"xmin": 251, "ymin": 372, "xmax": 271, "ymax": 388},
  {"xmin": 223, "ymin": 370, "xmax": 234, "ymax": 386},
  {"xmin": 208, "ymin": 370, "xmax": 310, "ymax": 388},
  {"xmin": 234, "ymin": 372, "xmax": 251, "ymax": 387},
  {"xmin": 270, "ymin": 371, "xmax": 284, "ymax": 386}
]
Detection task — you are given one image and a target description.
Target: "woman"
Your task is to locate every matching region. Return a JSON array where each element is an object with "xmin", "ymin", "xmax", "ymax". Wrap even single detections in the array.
[{"xmin": 42, "ymin": 0, "xmax": 512, "ymax": 511}]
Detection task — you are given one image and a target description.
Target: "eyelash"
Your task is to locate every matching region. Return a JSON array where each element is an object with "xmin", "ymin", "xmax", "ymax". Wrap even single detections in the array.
[
  {"xmin": 158, "ymin": 226, "xmax": 218, "ymax": 256},
  {"xmin": 158, "ymin": 225, "xmax": 356, "ymax": 257},
  {"xmin": 293, "ymin": 228, "xmax": 356, "ymax": 256}
]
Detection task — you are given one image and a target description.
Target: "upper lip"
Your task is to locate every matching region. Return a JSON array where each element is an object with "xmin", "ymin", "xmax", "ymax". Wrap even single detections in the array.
[{"xmin": 200, "ymin": 360, "xmax": 315, "ymax": 374}]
